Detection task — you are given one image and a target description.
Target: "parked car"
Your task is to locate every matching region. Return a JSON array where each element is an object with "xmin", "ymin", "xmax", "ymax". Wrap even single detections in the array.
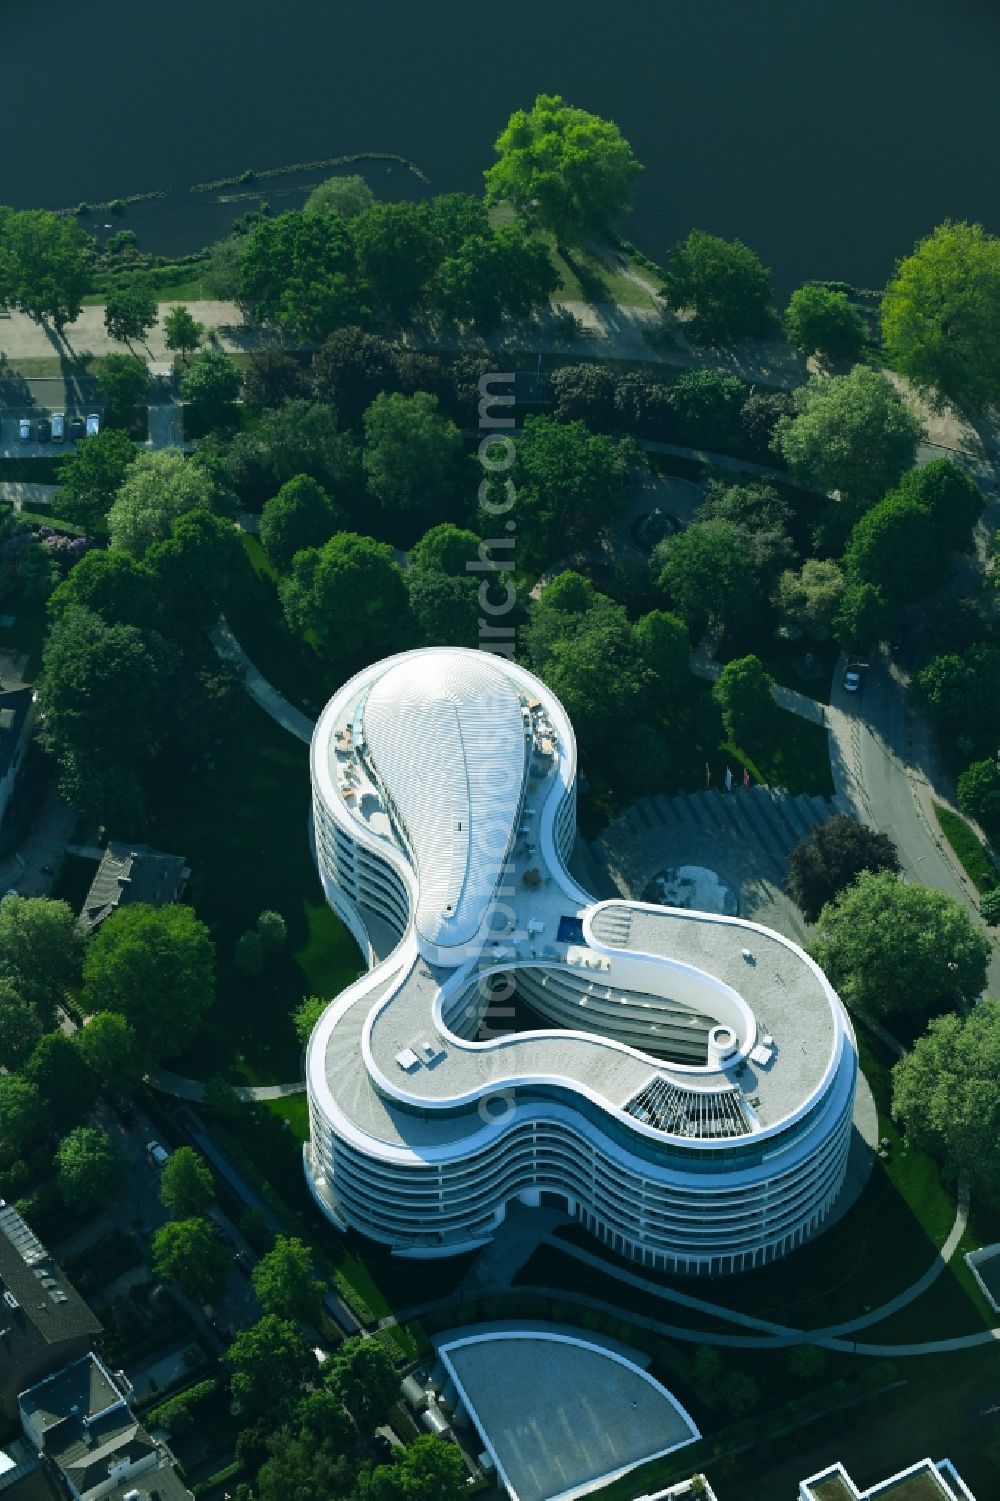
[
  {"xmin": 146, "ymin": 1140, "xmax": 170, "ymax": 1168},
  {"xmin": 843, "ymin": 664, "xmax": 863, "ymax": 693},
  {"xmin": 232, "ymin": 1250, "xmax": 253, "ymax": 1277},
  {"xmin": 69, "ymin": 416, "xmax": 85, "ymax": 440},
  {"xmin": 18, "ymin": 418, "xmax": 31, "ymax": 441},
  {"xmin": 36, "ymin": 417, "xmax": 51, "ymax": 442},
  {"xmin": 51, "ymin": 412, "xmax": 65, "ymax": 442},
  {"xmin": 85, "ymin": 413, "xmax": 100, "ymax": 437}
]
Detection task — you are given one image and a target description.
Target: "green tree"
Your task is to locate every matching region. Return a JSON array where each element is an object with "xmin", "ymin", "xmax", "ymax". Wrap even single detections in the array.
[
  {"xmin": 256, "ymin": 1434, "xmax": 355, "ymax": 1501},
  {"xmin": 81, "ymin": 903, "xmax": 215, "ymax": 1062},
  {"xmin": 48, "ymin": 548, "xmax": 156, "ymax": 629},
  {"xmin": 325, "ymin": 1335, "xmax": 398, "ymax": 1434},
  {"xmin": 786, "ymin": 813, "xmax": 900, "ymax": 924},
  {"xmin": 892, "ymin": 1001, "xmax": 1000, "ymax": 1205},
  {"xmin": 260, "ymin": 475, "xmax": 347, "ymax": 571},
  {"xmin": 0, "ymin": 981, "xmax": 43, "ymax": 1070},
  {"xmin": 25, "ymin": 1033, "xmax": 98, "ymax": 1132},
  {"xmin": 241, "ymin": 351, "xmax": 309, "ymax": 413},
  {"xmin": 163, "ymin": 304, "xmax": 204, "ymax": 361},
  {"xmin": 312, "ymin": 327, "xmax": 397, "ymax": 428},
  {"xmin": 75, "ymin": 1012, "xmax": 143, "ymax": 1093},
  {"xmin": 653, "ymin": 520, "xmax": 760, "ymax": 637},
  {"xmin": 957, "ymin": 760, "xmax": 1000, "ymax": 829},
  {"xmin": 293, "ymin": 996, "xmax": 326, "ymax": 1047},
  {"xmin": 525, "ymin": 575, "xmax": 650, "ymax": 752},
  {"xmin": 409, "ymin": 523, "xmax": 482, "ymax": 576},
  {"xmin": 251, "ymin": 1235, "xmax": 323, "ymax": 1323},
  {"xmin": 226, "ymin": 1314, "xmax": 314, "ymax": 1419},
  {"xmin": 843, "ymin": 492, "xmax": 939, "ymax": 609},
  {"xmin": 234, "ymin": 930, "xmax": 265, "ymax": 978},
  {"xmin": 695, "ymin": 478, "xmax": 795, "ymax": 585},
  {"xmin": 668, "ymin": 368, "xmax": 746, "ymax": 449},
  {"xmin": 202, "ymin": 235, "xmax": 243, "ymax": 300},
  {"xmin": 358, "ymin": 1435, "xmax": 467, "ymax": 1501},
  {"xmin": 633, "ymin": 609, "xmax": 690, "ymax": 703},
  {"xmin": 362, "ymin": 391, "xmax": 464, "ymax": 521},
  {"xmin": 894, "ymin": 459, "xmax": 984, "ymax": 557},
  {"xmin": 508, "ymin": 415, "xmax": 631, "ymax": 573},
  {"xmin": 485, "ymin": 93, "xmax": 641, "ymax": 244},
  {"xmin": 549, "ymin": 363, "xmax": 619, "ymax": 430},
  {"xmin": 305, "ymin": 173, "xmax": 375, "ymax": 220},
  {"xmin": 665, "ymin": 229, "xmax": 772, "ymax": 343},
  {"xmin": 784, "ymin": 285, "xmax": 865, "ymax": 359},
  {"xmin": 36, "ymin": 608, "xmax": 177, "ymax": 825},
  {"xmin": 407, "ymin": 569, "xmax": 480, "ymax": 649},
  {"xmin": 282, "ymin": 532, "xmax": 410, "ymax": 663},
  {"xmin": 256, "ymin": 910, "xmax": 287, "ymax": 955},
  {"xmin": 152, "ymin": 1216, "xmax": 230, "ymax": 1302},
  {"xmin": 832, "ymin": 580, "xmax": 889, "ymax": 654},
  {"xmin": 772, "ymin": 367, "xmax": 922, "ymax": 501},
  {"xmin": 104, "ymin": 282, "xmax": 158, "ymax": 347},
  {"xmin": 350, "ymin": 201, "xmax": 443, "ymax": 320},
  {"xmin": 739, "ymin": 389, "xmax": 796, "ymax": 456},
  {"xmin": 180, "ymin": 349, "xmax": 243, "ymax": 426},
  {"xmin": 107, "ymin": 449, "xmax": 215, "ymax": 557},
  {"xmin": 97, "ymin": 354, "xmax": 151, "ymax": 429},
  {"xmin": 54, "ymin": 429, "xmax": 139, "ymax": 534},
  {"xmin": 982, "ymin": 889, "xmax": 1000, "ymax": 926},
  {"xmin": 881, "ymin": 221, "xmax": 1000, "ymax": 411},
  {"xmin": 775, "ymin": 559, "xmax": 846, "ymax": 640},
  {"xmin": 204, "ymin": 400, "xmax": 364, "ymax": 513},
  {"xmin": 0, "ymin": 896, "xmax": 81, "ymax": 1019},
  {"xmin": 160, "ymin": 1146, "xmax": 215, "ymax": 1218},
  {"xmin": 433, "ymin": 226, "xmax": 558, "ymax": 331},
  {"xmin": 144, "ymin": 508, "xmax": 243, "ymax": 637},
  {"xmin": 712, "ymin": 655, "xmax": 778, "ymax": 750},
  {"xmin": 238, "ymin": 210, "xmax": 362, "ymax": 340},
  {"xmin": 0, "ymin": 1076, "xmax": 45, "ymax": 1158},
  {"xmin": 915, "ymin": 654, "xmax": 976, "ymax": 740},
  {"xmin": 787, "ymin": 1344, "xmax": 828, "ymax": 1382},
  {"xmin": 1, "ymin": 209, "xmax": 91, "ymax": 329},
  {"xmin": 812, "ymin": 870, "xmax": 990, "ymax": 1024},
  {"xmin": 55, "ymin": 1126, "xmax": 125, "ymax": 1210}
]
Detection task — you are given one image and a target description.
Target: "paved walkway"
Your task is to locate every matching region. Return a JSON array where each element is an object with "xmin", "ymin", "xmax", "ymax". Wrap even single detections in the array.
[
  {"xmin": 0, "ymin": 481, "xmax": 58, "ymax": 512},
  {"xmin": 146, "ymin": 1066, "xmax": 304, "ymax": 1102},
  {"xmin": 212, "ymin": 619, "xmax": 315, "ymax": 743}
]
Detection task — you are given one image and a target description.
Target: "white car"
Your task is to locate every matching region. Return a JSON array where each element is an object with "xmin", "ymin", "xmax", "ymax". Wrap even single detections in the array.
[
  {"xmin": 17, "ymin": 418, "xmax": 30, "ymax": 441},
  {"xmin": 843, "ymin": 667, "xmax": 862, "ymax": 693},
  {"xmin": 146, "ymin": 1140, "xmax": 170, "ymax": 1168},
  {"xmin": 51, "ymin": 412, "xmax": 65, "ymax": 442},
  {"xmin": 85, "ymin": 413, "xmax": 100, "ymax": 437}
]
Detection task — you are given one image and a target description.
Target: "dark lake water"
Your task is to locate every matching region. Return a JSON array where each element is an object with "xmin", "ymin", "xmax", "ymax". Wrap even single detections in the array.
[{"xmin": 5, "ymin": 0, "xmax": 1000, "ymax": 291}]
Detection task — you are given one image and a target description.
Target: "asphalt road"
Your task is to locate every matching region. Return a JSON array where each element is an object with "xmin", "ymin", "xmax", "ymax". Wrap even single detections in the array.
[{"xmin": 831, "ymin": 649, "xmax": 1000, "ymax": 997}]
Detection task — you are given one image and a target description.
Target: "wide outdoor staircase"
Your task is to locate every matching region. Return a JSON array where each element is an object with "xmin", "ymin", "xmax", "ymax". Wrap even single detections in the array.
[{"xmin": 609, "ymin": 787, "xmax": 849, "ymax": 866}]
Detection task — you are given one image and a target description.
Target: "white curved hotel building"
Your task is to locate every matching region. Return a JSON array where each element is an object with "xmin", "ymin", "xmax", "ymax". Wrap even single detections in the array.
[{"xmin": 305, "ymin": 648, "xmax": 858, "ymax": 1276}]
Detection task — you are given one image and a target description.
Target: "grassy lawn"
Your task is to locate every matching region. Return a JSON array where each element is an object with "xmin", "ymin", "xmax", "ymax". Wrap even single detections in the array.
[
  {"xmin": 934, "ymin": 803, "xmax": 998, "ymax": 894},
  {"xmin": 549, "ymin": 239, "xmax": 661, "ymax": 308},
  {"xmin": 149, "ymin": 701, "xmax": 361, "ymax": 1085}
]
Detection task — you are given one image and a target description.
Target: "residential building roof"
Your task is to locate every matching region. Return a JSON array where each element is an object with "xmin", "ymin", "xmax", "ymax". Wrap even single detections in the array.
[
  {"xmin": 0, "ymin": 1202, "xmax": 101, "ymax": 1356},
  {"xmin": 0, "ymin": 688, "xmax": 33, "ymax": 783},
  {"xmin": 78, "ymin": 841, "xmax": 189, "ymax": 934}
]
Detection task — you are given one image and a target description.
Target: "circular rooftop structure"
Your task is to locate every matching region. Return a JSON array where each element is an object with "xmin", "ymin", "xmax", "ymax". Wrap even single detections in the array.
[{"xmin": 305, "ymin": 648, "xmax": 857, "ymax": 1276}]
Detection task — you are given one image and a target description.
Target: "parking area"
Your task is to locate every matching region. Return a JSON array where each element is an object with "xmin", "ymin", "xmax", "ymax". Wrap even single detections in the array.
[{"xmin": 0, "ymin": 408, "xmax": 101, "ymax": 455}]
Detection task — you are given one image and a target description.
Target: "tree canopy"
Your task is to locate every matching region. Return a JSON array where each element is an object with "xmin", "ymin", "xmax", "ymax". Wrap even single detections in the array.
[
  {"xmin": 104, "ymin": 282, "xmax": 158, "ymax": 346},
  {"xmin": 775, "ymin": 559, "xmax": 846, "ymax": 641},
  {"xmin": 653, "ymin": 519, "xmax": 760, "ymax": 637},
  {"xmin": 350, "ymin": 202, "xmax": 443, "ymax": 320},
  {"xmin": 784, "ymin": 285, "xmax": 865, "ymax": 360},
  {"xmin": 81, "ymin": 902, "xmax": 215, "ymax": 1062},
  {"xmin": 56, "ymin": 1126, "xmax": 126, "ymax": 1210},
  {"xmin": 163, "ymin": 304, "xmax": 204, "ymax": 360},
  {"xmin": 107, "ymin": 450, "xmax": 215, "ymax": 558},
  {"xmin": 75, "ymin": 1012, "xmax": 143, "ymax": 1092},
  {"xmin": 0, "ymin": 982, "xmax": 43, "ymax": 1070},
  {"xmin": 241, "ymin": 351, "xmax": 309, "ymax": 413},
  {"xmin": 151, "ymin": 1216, "xmax": 230, "ymax": 1302},
  {"xmin": 325, "ymin": 1335, "xmax": 398, "ymax": 1434},
  {"xmin": 711, "ymin": 655, "xmax": 777, "ymax": 751},
  {"xmin": 843, "ymin": 491, "xmax": 939, "ymax": 610},
  {"xmin": 881, "ymin": 221, "xmax": 1000, "ymax": 412},
  {"xmin": 771, "ymin": 367, "xmax": 921, "ymax": 502},
  {"xmin": 665, "ymin": 229, "xmax": 772, "ymax": 343},
  {"xmin": 54, "ymin": 429, "xmax": 139, "ymax": 535},
  {"xmin": 281, "ymin": 531, "xmax": 410, "ymax": 663},
  {"xmin": 97, "ymin": 354, "xmax": 151, "ymax": 429},
  {"xmin": 0, "ymin": 1076, "xmax": 44, "ymax": 1158},
  {"xmin": 25, "ymin": 1032, "xmax": 99, "ymax": 1132},
  {"xmin": 180, "ymin": 349, "xmax": 243, "ymax": 425},
  {"xmin": 508, "ymin": 415, "xmax": 631, "ymax": 573},
  {"xmin": 894, "ymin": 459, "xmax": 984, "ymax": 557},
  {"xmin": 305, "ymin": 173, "xmax": 375, "ymax": 220},
  {"xmin": 484, "ymin": 93, "xmax": 642, "ymax": 243},
  {"xmin": 226, "ymin": 1314, "xmax": 314, "ymax": 1420},
  {"xmin": 0, "ymin": 895, "xmax": 81, "ymax": 1020},
  {"xmin": 251, "ymin": 1235, "xmax": 323, "ymax": 1324},
  {"xmin": 785, "ymin": 813, "xmax": 900, "ymax": 923},
  {"xmin": 357, "ymin": 1436, "xmax": 467, "ymax": 1501},
  {"xmin": 238, "ymin": 211, "xmax": 363, "ymax": 340},
  {"xmin": 312, "ymin": 327, "xmax": 397, "ymax": 428},
  {"xmin": 160, "ymin": 1146, "xmax": 215, "ymax": 1218},
  {"xmin": 893, "ymin": 1001, "xmax": 1000, "ymax": 1205},
  {"xmin": 812, "ymin": 870, "xmax": 990, "ymax": 1025},
  {"xmin": 0, "ymin": 209, "xmax": 91, "ymax": 329},
  {"xmin": 433, "ymin": 226, "xmax": 557, "ymax": 331},
  {"xmin": 362, "ymin": 392, "xmax": 465, "ymax": 523}
]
